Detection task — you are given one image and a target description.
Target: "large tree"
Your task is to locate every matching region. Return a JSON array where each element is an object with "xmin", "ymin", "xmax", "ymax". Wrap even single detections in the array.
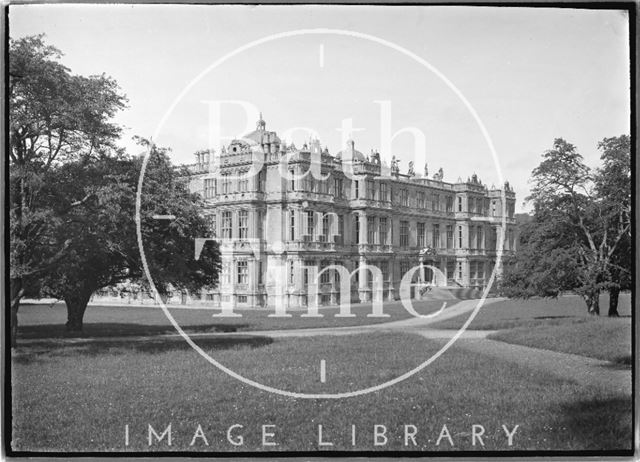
[
  {"xmin": 9, "ymin": 35, "xmax": 127, "ymax": 344},
  {"xmin": 37, "ymin": 143, "xmax": 221, "ymax": 332},
  {"xmin": 499, "ymin": 219, "xmax": 580, "ymax": 299},
  {"xmin": 593, "ymin": 135, "xmax": 631, "ymax": 316},
  {"xmin": 135, "ymin": 141, "xmax": 222, "ymax": 305},
  {"xmin": 502, "ymin": 137, "xmax": 631, "ymax": 315}
]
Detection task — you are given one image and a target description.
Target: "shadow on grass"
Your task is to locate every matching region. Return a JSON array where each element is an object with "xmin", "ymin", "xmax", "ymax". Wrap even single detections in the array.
[
  {"xmin": 616, "ymin": 355, "xmax": 632, "ymax": 366},
  {"xmin": 604, "ymin": 355, "xmax": 632, "ymax": 369},
  {"xmin": 532, "ymin": 315, "xmax": 579, "ymax": 320},
  {"xmin": 18, "ymin": 322, "xmax": 249, "ymax": 340},
  {"xmin": 13, "ymin": 335, "xmax": 273, "ymax": 365},
  {"xmin": 552, "ymin": 396, "xmax": 633, "ymax": 450}
]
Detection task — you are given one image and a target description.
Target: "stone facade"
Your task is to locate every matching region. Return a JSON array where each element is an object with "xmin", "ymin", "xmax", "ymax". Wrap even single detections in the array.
[{"xmin": 186, "ymin": 116, "xmax": 516, "ymax": 309}]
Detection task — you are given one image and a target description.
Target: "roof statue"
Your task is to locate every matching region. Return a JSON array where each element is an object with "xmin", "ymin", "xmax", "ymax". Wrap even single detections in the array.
[
  {"xmin": 424, "ymin": 162, "xmax": 429, "ymax": 178},
  {"xmin": 391, "ymin": 156, "xmax": 400, "ymax": 175},
  {"xmin": 256, "ymin": 112, "xmax": 266, "ymax": 131},
  {"xmin": 407, "ymin": 161, "xmax": 415, "ymax": 177}
]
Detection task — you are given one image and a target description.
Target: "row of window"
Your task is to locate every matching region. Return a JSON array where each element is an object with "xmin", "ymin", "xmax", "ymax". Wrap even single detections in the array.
[
  {"xmin": 208, "ymin": 209, "xmax": 514, "ymax": 250},
  {"xmin": 203, "ymin": 174, "xmax": 513, "ymax": 219},
  {"xmin": 375, "ymin": 220, "xmax": 493, "ymax": 250},
  {"xmin": 355, "ymin": 180, "xmax": 454, "ymax": 211},
  {"xmin": 226, "ymin": 259, "xmax": 492, "ymax": 288},
  {"xmin": 204, "ymin": 171, "xmax": 266, "ymax": 198},
  {"xmin": 291, "ymin": 260, "xmax": 408, "ymax": 286},
  {"xmin": 291, "ymin": 210, "xmax": 345, "ymax": 241},
  {"xmin": 208, "ymin": 210, "xmax": 263, "ymax": 239},
  {"xmin": 222, "ymin": 260, "xmax": 263, "ymax": 285},
  {"xmin": 353, "ymin": 215, "xmax": 389, "ymax": 245}
]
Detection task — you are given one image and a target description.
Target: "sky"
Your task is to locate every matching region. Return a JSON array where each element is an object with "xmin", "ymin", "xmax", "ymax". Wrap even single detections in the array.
[{"xmin": 9, "ymin": 4, "xmax": 630, "ymax": 212}]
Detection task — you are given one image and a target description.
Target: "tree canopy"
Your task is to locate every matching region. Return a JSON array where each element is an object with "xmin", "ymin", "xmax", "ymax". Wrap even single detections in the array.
[
  {"xmin": 9, "ymin": 35, "xmax": 221, "ymax": 342},
  {"xmin": 38, "ymin": 145, "xmax": 221, "ymax": 331},
  {"xmin": 9, "ymin": 34, "xmax": 128, "ymax": 343},
  {"xmin": 501, "ymin": 136, "xmax": 631, "ymax": 315}
]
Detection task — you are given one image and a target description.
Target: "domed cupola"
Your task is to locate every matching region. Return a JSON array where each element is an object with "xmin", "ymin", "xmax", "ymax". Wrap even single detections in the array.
[
  {"xmin": 337, "ymin": 139, "xmax": 366, "ymax": 161},
  {"xmin": 242, "ymin": 113, "xmax": 280, "ymax": 146}
]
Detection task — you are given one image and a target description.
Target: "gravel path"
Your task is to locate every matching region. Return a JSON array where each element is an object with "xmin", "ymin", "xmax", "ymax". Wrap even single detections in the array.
[
  {"xmin": 199, "ymin": 298, "xmax": 499, "ymax": 338},
  {"xmin": 18, "ymin": 298, "xmax": 496, "ymax": 343}
]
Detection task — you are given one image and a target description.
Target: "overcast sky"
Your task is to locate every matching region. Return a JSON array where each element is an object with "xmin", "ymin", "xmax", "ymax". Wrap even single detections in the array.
[{"xmin": 10, "ymin": 4, "xmax": 630, "ymax": 212}]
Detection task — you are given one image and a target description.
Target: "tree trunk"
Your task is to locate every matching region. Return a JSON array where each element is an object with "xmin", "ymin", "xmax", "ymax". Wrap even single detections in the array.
[
  {"xmin": 10, "ymin": 279, "xmax": 24, "ymax": 348},
  {"xmin": 608, "ymin": 286, "xmax": 620, "ymax": 317},
  {"xmin": 65, "ymin": 291, "xmax": 92, "ymax": 332},
  {"xmin": 585, "ymin": 290, "xmax": 600, "ymax": 315}
]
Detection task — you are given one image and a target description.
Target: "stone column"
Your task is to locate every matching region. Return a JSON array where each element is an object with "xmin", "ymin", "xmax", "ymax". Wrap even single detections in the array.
[
  {"xmin": 482, "ymin": 260, "xmax": 488, "ymax": 289},
  {"xmin": 358, "ymin": 256, "xmax": 369, "ymax": 302},
  {"xmin": 297, "ymin": 209, "xmax": 304, "ymax": 239},
  {"xmin": 315, "ymin": 211, "xmax": 323, "ymax": 241},
  {"xmin": 359, "ymin": 211, "xmax": 367, "ymax": 245},
  {"xmin": 218, "ymin": 256, "xmax": 236, "ymax": 313},
  {"xmin": 462, "ymin": 259, "xmax": 470, "ymax": 287},
  {"xmin": 330, "ymin": 259, "xmax": 338, "ymax": 305},
  {"xmin": 443, "ymin": 258, "xmax": 448, "ymax": 284},
  {"xmin": 266, "ymin": 255, "xmax": 287, "ymax": 310},
  {"xmin": 371, "ymin": 216, "xmax": 377, "ymax": 245}
]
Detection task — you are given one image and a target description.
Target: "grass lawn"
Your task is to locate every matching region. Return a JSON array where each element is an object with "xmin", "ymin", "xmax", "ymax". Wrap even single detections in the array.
[
  {"xmin": 488, "ymin": 319, "xmax": 632, "ymax": 365},
  {"xmin": 432, "ymin": 293, "xmax": 632, "ymax": 330},
  {"xmin": 432, "ymin": 293, "xmax": 632, "ymax": 364},
  {"xmin": 17, "ymin": 299, "xmax": 454, "ymax": 340},
  {"xmin": 11, "ymin": 332, "xmax": 631, "ymax": 452}
]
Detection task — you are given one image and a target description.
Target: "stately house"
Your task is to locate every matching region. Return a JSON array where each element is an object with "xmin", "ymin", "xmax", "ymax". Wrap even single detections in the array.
[{"xmin": 186, "ymin": 115, "xmax": 516, "ymax": 309}]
